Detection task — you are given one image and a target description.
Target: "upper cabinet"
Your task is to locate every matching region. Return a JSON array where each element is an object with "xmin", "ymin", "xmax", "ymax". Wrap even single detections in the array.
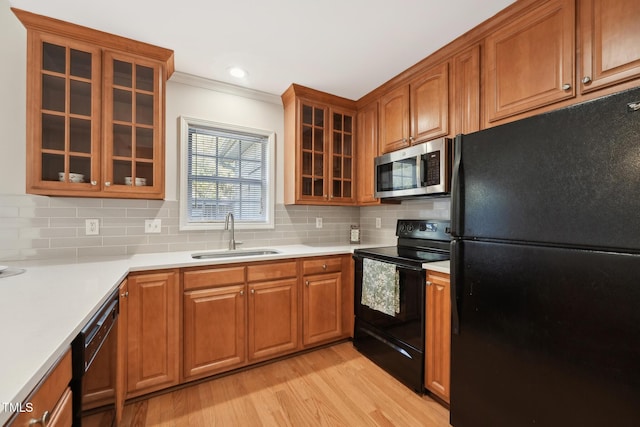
[
  {"xmin": 579, "ymin": 0, "xmax": 640, "ymax": 94},
  {"xmin": 483, "ymin": 0, "xmax": 575, "ymax": 125},
  {"xmin": 14, "ymin": 8, "xmax": 173, "ymax": 199},
  {"xmin": 379, "ymin": 62, "xmax": 449, "ymax": 154},
  {"xmin": 356, "ymin": 100, "xmax": 380, "ymax": 205},
  {"xmin": 451, "ymin": 45, "xmax": 481, "ymax": 135},
  {"xmin": 282, "ymin": 84, "xmax": 356, "ymax": 205}
]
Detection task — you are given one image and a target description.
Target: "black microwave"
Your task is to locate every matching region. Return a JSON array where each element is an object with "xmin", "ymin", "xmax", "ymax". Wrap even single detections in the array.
[{"xmin": 374, "ymin": 138, "xmax": 452, "ymax": 199}]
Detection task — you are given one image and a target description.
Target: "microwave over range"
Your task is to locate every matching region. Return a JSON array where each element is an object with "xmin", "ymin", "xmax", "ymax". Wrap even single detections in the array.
[{"xmin": 374, "ymin": 137, "xmax": 452, "ymax": 199}]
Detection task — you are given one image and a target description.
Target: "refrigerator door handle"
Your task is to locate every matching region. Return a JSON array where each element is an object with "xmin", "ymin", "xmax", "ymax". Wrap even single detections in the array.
[
  {"xmin": 451, "ymin": 239, "xmax": 461, "ymax": 335},
  {"xmin": 450, "ymin": 134, "xmax": 463, "ymax": 237}
]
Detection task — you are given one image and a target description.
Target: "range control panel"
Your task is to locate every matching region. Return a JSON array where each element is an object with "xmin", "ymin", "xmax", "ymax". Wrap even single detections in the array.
[{"xmin": 396, "ymin": 219, "xmax": 451, "ymax": 241}]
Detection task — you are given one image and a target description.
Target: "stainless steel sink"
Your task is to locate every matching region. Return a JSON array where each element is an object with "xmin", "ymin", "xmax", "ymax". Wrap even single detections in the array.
[{"xmin": 191, "ymin": 249, "xmax": 281, "ymax": 259}]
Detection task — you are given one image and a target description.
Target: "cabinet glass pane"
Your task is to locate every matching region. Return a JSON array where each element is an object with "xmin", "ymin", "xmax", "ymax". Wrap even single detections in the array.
[
  {"xmin": 302, "ymin": 177, "xmax": 312, "ymax": 196},
  {"xmin": 314, "ymin": 178, "xmax": 323, "ymax": 196},
  {"xmin": 344, "ymin": 158, "xmax": 352, "ymax": 179},
  {"xmin": 302, "ymin": 152, "xmax": 312, "ymax": 175},
  {"xmin": 344, "ymin": 116, "xmax": 352, "ymax": 133},
  {"xmin": 136, "ymin": 93, "xmax": 154, "ymax": 125},
  {"xmin": 333, "ymin": 156, "xmax": 342, "ymax": 178},
  {"xmin": 136, "ymin": 128, "xmax": 154, "ymax": 159},
  {"xmin": 113, "ymin": 89, "xmax": 132, "ymax": 122},
  {"xmin": 113, "ymin": 124, "xmax": 132, "ymax": 157},
  {"xmin": 136, "ymin": 161, "xmax": 153, "ymax": 186},
  {"xmin": 69, "ymin": 118, "xmax": 91, "ymax": 153},
  {"xmin": 70, "ymin": 80, "xmax": 91, "ymax": 116},
  {"xmin": 136, "ymin": 65, "xmax": 154, "ymax": 92},
  {"xmin": 333, "ymin": 181, "xmax": 342, "ymax": 198},
  {"xmin": 314, "ymin": 153, "xmax": 323, "ymax": 175},
  {"xmin": 314, "ymin": 129, "xmax": 323, "ymax": 152},
  {"xmin": 69, "ymin": 156, "xmax": 90, "ymax": 181},
  {"xmin": 314, "ymin": 108, "xmax": 324, "ymax": 126},
  {"xmin": 113, "ymin": 160, "xmax": 132, "ymax": 185},
  {"xmin": 302, "ymin": 105, "xmax": 313, "ymax": 125},
  {"xmin": 42, "ymin": 114, "xmax": 65, "ymax": 151},
  {"xmin": 113, "ymin": 60, "xmax": 132, "ymax": 87},
  {"xmin": 344, "ymin": 135, "xmax": 352, "ymax": 156},
  {"xmin": 70, "ymin": 49, "xmax": 91, "ymax": 79},
  {"xmin": 344, "ymin": 182, "xmax": 352, "ymax": 198},
  {"xmin": 42, "ymin": 43, "xmax": 65, "ymax": 74},
  {"xmin": 302, "ymin": 126, "xmax": 312, "ymax": 150},
  {"xmin": 333, "ymin": 113, "xmax": 342, "ymax": 131},
  {"xmin": 333, "ymin": 132, "xmax": 342, "ymax": 154},
  {"xmin": 42, "ymin": 75, "xmax": 65, "ymax": 112},
  {"xmin": 42, "ymin": 153, "xmax": 64, "ymax": 182}
]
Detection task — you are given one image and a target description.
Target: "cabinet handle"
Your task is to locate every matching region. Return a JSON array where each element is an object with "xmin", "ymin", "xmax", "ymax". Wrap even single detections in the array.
[
  {"xmin": 251, "ymin": 289, "xmax": 255, "ymax": 295},
  {"xmin": 28, "ymin": 410, "xmax": 50, "ymax": 426},
  {"xmin": 322, "ymin": 264, "xmax": 327, "ymax": 270},
  {"xmin": 426, "ymin": 281, "xmax": 433, "ymax": 286},
  {"xmin": 305, "ymin": 280, "xmax": 310, "ymax": 287},
  {"xmin": 120, "ymin": 291, "xmax": 129, "ymax": 298},
  {"xmin": 409, "ymin": 136, "xmax": 415, "ymax": 142},
  {"xmin": 581, "ymin": 76, "xmax": 592, "ymax": 84},
  {"xmin": 240, "ymin": 290, "xmax": 244, "ymax": 296},
  {"xmin": 105, "ymin": 181, "xmax": 111, "ymax": 187},
  {"xmin": 90, "ymin": 181, "xmax": 97, "ymax": 186},
  {"xmin": 561, "ymin": 83, "xmax": 571, "ymax": 90}
]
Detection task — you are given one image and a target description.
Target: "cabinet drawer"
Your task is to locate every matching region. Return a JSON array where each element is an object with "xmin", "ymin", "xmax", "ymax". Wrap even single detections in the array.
[
  {"xmin": 303, "ymin": 256, "xmax": 344, "ymax": 275},
  {"xmin": 11, "ymin": 350, "xmax": 72, "ymax": 427},
  {"xmin": 247, "ymin": 261, "xmax": 298, "ymax": 282},
  {"xmin": 184, "ymin": 266, "xmax": 246, "ymax": 290}
]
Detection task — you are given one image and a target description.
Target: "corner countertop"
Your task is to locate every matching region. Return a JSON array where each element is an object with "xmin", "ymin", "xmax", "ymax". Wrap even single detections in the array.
[
  {"xmin": 422, "ymin": 260, "xmax": 450, "ymax": 274},
  {"xmin": 0, "ymin": 244, "xmax": 369, "ymax": 425}
]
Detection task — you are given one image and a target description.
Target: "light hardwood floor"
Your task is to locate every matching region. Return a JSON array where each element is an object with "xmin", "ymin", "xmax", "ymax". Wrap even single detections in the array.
[{"xmin": 120, "ymin": 342, "xmax": 452, "ymax": 426}]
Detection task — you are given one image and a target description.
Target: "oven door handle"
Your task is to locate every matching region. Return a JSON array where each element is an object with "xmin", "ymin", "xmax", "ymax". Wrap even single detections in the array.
[{"xmin": 353, "ymin": 255, "xmax": 425, "ymax": 272}]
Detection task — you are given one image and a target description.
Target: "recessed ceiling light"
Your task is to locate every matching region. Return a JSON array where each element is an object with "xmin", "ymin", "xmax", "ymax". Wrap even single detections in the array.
[{"xmin": 228, "ymin": 67, "xmax": 248, "ymax": 79}]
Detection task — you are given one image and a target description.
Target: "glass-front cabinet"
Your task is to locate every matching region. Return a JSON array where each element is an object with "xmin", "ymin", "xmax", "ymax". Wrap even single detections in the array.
[{"xmin": 16, "ymin": 8, "xmax": 173, "ymax": 199}]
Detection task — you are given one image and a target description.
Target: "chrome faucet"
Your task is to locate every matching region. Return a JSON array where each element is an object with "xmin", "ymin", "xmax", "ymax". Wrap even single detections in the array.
[{"xmin": 224, "ymin": 212, "xmax": 237, "ymax": 250}]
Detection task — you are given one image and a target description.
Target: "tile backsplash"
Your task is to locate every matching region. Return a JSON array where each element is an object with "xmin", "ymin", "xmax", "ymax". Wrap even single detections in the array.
[{"xmin": 0, "ymin": 194, "xmax": 450, "ymax": 261}]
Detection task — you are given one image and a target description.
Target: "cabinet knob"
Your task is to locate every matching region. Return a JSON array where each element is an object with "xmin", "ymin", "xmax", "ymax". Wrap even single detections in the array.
[
  {"xmin": 561, "ymin": 83, "xmax": 572, "ymax": 91},
  {"xmin": 305, "ymin": 280, "xmax": 310, "ymax": 287},
  {"xmin": 120, "ymin": 291, "xmax": 129, "ymax": 298},
  {"xmin": 28, "ymin": 410, "xmax": 50, "ymax": 426},
  {"xmin": 426, "ymin": 280, "xmax": 433, "ymax": 286},
  {"xmin": 402, "ymin": 138, "xmax": 408, "ymax": 143},
  {"xmin": 251, "ymin": 289, "xmax": 255, "ymax": 295},
  {"xmin": 322, "ymin": 264, "xmax": 327, "ymax": 270},
  {"xmin": 409, "ymin": 136, "xmax": 415, "ymax": 142},
  {"xmin": 581, "ymin": 76, "xmax": 592, "ymax": 84},
  {"xmin": 240, "ymin": 290, "xmax": 244, "ymax": 296},
  {"xmin": 105, "ymin": 181, "xmax": 111, "ymax": 187},
  {"xmin": 90, "ymin": 181, "xmax": 97, "ymax": 186}
]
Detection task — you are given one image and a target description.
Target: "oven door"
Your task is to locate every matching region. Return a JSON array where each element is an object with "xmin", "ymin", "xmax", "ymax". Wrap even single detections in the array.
[{"xmin": 353, "ymin": 255, "xmax": 426, "ymax": 392}]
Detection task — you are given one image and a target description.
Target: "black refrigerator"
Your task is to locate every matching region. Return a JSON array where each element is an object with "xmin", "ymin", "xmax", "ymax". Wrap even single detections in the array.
[{"xmin": 450, "ymin": 87, "xmax": 640, "ymax": 427}]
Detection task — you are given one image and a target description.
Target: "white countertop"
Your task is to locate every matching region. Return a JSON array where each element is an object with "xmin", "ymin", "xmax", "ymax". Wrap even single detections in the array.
[
  {"xmin": 0, "ymin": 243, "xmax": 450, "ymax": 424},
  {"xmin": 422, "ymin": 260, "xmax": 451, "ymax": 274}
]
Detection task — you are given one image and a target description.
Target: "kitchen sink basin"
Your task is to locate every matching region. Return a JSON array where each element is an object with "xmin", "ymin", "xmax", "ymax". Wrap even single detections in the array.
[{"xmin": 191, "ymin": 249, "xmax": 281, "ymax": 259}]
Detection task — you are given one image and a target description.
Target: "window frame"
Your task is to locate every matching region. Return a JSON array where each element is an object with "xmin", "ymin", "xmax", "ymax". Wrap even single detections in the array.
[{"xmin": 179, "ymin": 115, "xmax": 276, "ymax": 230}]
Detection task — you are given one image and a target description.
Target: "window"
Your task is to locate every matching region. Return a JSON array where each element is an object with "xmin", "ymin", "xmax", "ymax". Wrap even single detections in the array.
[{"xmin": 179, "ymin": 116, "xmax": 275, "ymax": 230}]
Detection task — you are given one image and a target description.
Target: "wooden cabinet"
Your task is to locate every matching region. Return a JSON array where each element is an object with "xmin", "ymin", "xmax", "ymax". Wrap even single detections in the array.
[
  {"xmin": 247, "ymin": 261, "xmax": 299, "ymax": 361},
  {"xmin": 183, "ymin": 266, "xmax": 247, "ymax": 380},
  {"xmin": 579, "ymin": 0, "xmax": 640, "ymax": 94},
  {"xmin": 14, "ymin": 8, "xmax": 173, "ymax": 199},
  {"xmin": 424, "ymin": 271, "xmax": 451, "ymax": 403},
  {"xmin": 10, "ymin": 350, "xmax": 72, "ymax": 427},
  {"xmin": 356, "ymin": 100, "xmax": 380, "ymax": 205},
  {"xmin": 302, "ymin": 257, "xmax": 344, "ymax": 346},
  {"xmin": 115, "ymin": 280, "xmax": 127, "ymax": 426},
  {"xmin": 126, "ymin": 270, "xmax": 180, "ymax": 398},
  {"xmin": 379, "ymin": 62, "xmax": 449, "ymax": 153},
  {"xmin": 484, "ymin": 0, "xmax": 575, "ymax": 124},
  {"xmin": 282, "ymin": 84, "xmax": 356, "ymax": 205},
  {"xmin": 452, "ymin": 45, "xmax": 481, "ymax": 135}
]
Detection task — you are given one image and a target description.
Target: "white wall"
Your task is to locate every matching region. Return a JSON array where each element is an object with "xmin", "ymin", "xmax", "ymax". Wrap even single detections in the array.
[{"xmin": 0, "ymin": 0, "xmax": 27, "ymax": 194}]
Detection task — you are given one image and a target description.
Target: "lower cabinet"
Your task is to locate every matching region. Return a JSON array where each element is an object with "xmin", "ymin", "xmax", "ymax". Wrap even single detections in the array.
[
  {"xmin": 424, "ymin": 270, "xmax": 451, "ymax": 403},
  {"xmin": 126, "ymin": 270, "xmax": 180, "ymax": 398},
  {"xmin": 302, "ymin": 257, "xmax": 344, "ymax": 346},
  {"xmin": 10, "ymin": 350, "xmax": 72, "ymax": 427}
]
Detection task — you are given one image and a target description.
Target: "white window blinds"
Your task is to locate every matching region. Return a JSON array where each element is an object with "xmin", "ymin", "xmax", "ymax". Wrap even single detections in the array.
[{"xmin": 187, "ymin": 124, "xmax": 268, "ymax": 223}]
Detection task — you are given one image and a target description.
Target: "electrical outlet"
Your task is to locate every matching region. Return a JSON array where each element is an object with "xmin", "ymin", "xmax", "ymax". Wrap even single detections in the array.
[
  {"xmin": 85, "ymin": 219, "xmax": 99, "ymax": 235},
  {"xmin": 315, "ymin": 217, "xmax": 323, "ymax": 228},
  {"xmin": 145, "ymin": 219, "xmax": 162, "ymax": 233},
  {"xmin": 375, "ymin": 217, "xmax": 382, "ymax": 229}
]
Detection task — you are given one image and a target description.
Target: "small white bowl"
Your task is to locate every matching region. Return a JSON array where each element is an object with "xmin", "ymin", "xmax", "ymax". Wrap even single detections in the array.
[
  {"xmin": 124, "ymin": 177, "xmax": 147, "ymax": 186},
  {"xmin": 58, "ymin": 172, "xmax": 84, "ymax": 183}
]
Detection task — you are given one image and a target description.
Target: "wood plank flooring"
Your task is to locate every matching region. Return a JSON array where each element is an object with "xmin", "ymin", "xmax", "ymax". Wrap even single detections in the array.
[{"xmin": 120, "ymin": 342, "xmax": 452, "ymax": 426}]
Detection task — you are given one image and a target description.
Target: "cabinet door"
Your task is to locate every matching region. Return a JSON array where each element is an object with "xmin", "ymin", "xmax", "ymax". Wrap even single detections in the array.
[
  {"xmin": 298, "ymin": 101, "xmax": 328, "ymax": 201},
  {"xmin": 484, "ymin": 0, "xmax": 575, "ymax": 124},
  {"xmin": 183, "ymin": 285, "xmax": 246, "ymax": 380},
  {"xmin": 303, "ymin": 272, "xmax": 343, "ymax": 346},
  {"xmin": 126, "ymin": 270, "xmax": 179, "ymax": 397},
  {"xmin": 452, "ymin": 45, "xmax": 481, "ymax": 135},
  {"xmin": 247, "ymin": 279, "xmax": 298, "ymax": 361},
  {"xmin": 26, "ymin": 32, "xmax": 101, "ymax": 195},
  {"xmin": 356, "ymin": 101, "xmax": 380, "ymax": 205},
  {"xmin": 410, "ymin": 62, "xmax": 449, "ymax": 144},
  {"xmin": 425, "ymin": 271, "xmax": 451, "ymax": 403},
  {"xmin": 329, "ymin": 108, "xmax": 355, "ymax": 203},
  {"xmin": 379, "ymin": 85, "xmax": 410, "ymax": 153},
  {"xmin": 102, "ymin": 51, "xmax": 164, "ymax": 199},
  {"xmin": 579, "ymin": 0, "xmax": 640, "ymax": 93},
  {"xmin": 115, "ymin": 280, "xmax": 127, "ymax": 426}
]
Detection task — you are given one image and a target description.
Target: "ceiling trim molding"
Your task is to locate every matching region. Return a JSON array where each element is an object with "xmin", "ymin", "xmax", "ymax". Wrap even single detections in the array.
[{"xmin": 169, "ymin": 72, "xmax": 282, "ymax": 106}]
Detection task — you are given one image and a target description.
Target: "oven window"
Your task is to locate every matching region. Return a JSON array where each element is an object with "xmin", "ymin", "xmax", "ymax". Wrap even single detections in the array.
[{"xmin": 377, "ymin": 158, "xmax": 417, "ymax": 192}]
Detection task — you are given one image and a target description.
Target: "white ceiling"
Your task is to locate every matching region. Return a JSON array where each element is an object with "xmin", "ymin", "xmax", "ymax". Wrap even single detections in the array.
[{"xmin": 8, "ymin": 0, "xmax": 515, "ymax": 100}]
